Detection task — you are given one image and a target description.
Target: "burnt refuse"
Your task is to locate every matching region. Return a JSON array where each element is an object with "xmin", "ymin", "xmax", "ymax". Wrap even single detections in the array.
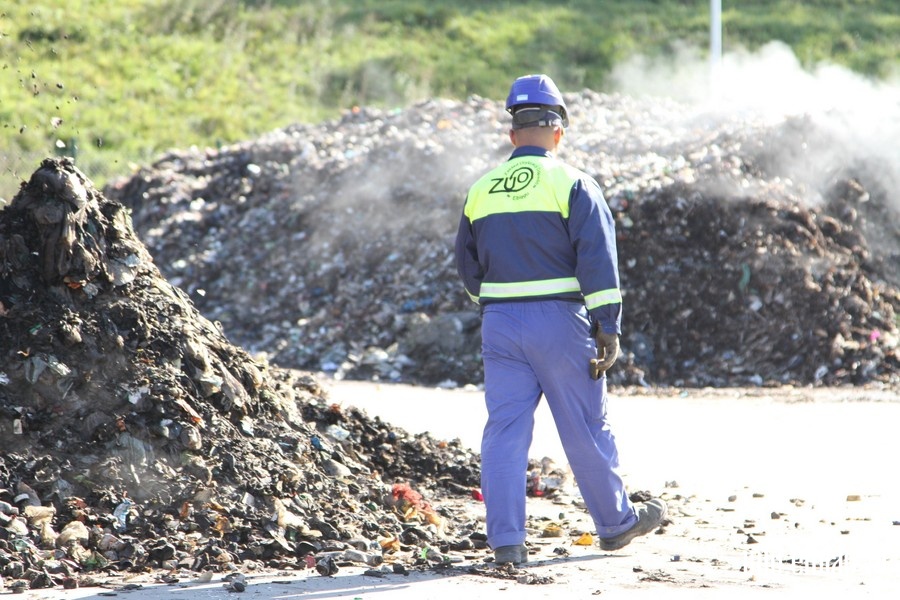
[
  {"xmin": 0, "ymin": 158, "xmax": 488, "ymax": 591},
  {"xmin": 106, "ymin": 93, "xmax": 899, "ymax": 388}
]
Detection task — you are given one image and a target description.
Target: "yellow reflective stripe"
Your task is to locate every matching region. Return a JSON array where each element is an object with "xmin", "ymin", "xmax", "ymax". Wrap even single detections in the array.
[
  {"xmin": 584, "ymin": 288, "xmax": 622, "ymax": 309},
  {"xmin": 480, "ymin": 277, "xmax": 581, "ymax": 298},
  {"xmin": 465, "ymin": 288, "xmax": 480, "ymax": 304}
]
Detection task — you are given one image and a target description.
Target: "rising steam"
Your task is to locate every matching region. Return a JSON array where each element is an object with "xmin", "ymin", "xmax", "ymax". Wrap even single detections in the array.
[{"xmin": 609, "ymin": 41, "xmax": 900, "ymax": 214}]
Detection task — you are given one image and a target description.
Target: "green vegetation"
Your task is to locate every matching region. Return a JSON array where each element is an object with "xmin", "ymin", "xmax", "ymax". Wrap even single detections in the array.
[{"xmin": 1, "ymin": 0, "xmax": 898, "ymax": 198}]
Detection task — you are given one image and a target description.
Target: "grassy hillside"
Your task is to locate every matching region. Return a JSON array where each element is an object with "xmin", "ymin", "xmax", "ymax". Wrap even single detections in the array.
[{"xmin": 1, "ymin": 0, "xmax": 898, "ymax": 199}]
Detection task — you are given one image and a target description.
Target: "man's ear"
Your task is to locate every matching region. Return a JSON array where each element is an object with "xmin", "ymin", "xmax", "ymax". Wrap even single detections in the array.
[{"xmin": 509, "ymin": 129, "xmax": 517, "ymax": 146}]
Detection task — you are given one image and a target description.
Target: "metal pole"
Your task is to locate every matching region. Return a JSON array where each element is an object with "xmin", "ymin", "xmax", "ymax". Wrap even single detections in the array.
[
  {"xmin": 710, "ymin": 0, "xmax": 722, "ymax": 97},
  {"xmin": 710, "ymin": 0, "xmax": 722, "ymax": 70}
]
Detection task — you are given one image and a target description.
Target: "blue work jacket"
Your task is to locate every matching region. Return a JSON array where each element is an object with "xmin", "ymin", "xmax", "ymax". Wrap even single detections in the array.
[{"xmin": 454, "ymin": 145, "xmax": 622, "ymax": 334}]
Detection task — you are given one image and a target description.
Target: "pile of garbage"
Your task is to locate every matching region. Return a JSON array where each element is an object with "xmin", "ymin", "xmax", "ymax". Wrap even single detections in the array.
[
  {"xmin": 0, "ymin": 159, "xmax": 498, "ymax": 591},
  {"xmin": 107, "ymin": 92, "xmax": 899, "ymax": 387}
]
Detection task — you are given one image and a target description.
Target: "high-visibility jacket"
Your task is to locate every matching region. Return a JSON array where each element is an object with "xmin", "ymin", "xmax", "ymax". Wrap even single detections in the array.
[{"xmin": 455, "ymin": 145, "xmax": 622, "ymax": 334}]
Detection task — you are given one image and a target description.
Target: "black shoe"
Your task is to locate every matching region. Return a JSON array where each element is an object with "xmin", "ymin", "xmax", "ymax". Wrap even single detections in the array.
[
  {"xmin": 599, "ymin": 498, "xmax": 667, "ymax": 551},
  {"xmin": 494, "ymin": 544, "xmax": 528, "ymax": 564}
]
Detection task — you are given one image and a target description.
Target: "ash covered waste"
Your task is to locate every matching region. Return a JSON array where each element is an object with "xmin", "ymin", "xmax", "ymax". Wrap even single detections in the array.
[{"xmin": 0, "ymin": 158, "xmax": 488, "ymax": 590}]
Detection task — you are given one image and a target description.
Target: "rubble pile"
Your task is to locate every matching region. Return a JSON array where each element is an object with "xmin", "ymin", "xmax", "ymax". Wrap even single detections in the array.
[
  {"xmin": 0, "ymin": 159, "xmax": 493, "ymax": 591},
  {"xmin": 107, "ymin": 92, "xmax": 899, "ymax": 387}
]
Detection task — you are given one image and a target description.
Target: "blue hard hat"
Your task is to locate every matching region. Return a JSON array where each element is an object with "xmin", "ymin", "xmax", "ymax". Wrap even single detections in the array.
[{"xmin": 505, "ymin": 74, "xmax": 569, "ymax": 128}]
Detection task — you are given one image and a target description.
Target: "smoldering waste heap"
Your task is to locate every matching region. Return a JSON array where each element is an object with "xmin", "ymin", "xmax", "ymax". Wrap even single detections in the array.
[
  {"xmin": 0, "ymin": 158, "xmax": 484, "ymax": 590},
  {"xmin": 109, "ymin": 95, "xmax": 899, "ymax": 388}
]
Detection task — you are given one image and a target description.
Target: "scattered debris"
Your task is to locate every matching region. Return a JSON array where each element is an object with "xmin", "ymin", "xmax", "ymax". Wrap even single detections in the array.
[{"xmin": 639, "ymin": 569, "xmax": 678, "ymax": 583}]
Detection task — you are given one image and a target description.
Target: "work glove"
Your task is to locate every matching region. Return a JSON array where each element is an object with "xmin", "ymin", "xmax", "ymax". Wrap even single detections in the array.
[{"xmin": 590, "ymin": 331, "xmax": 620, "ymax": 379}]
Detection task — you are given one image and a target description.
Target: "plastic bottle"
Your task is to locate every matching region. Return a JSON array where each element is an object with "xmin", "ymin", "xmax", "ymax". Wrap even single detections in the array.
[
  {"xmin": 420, "ymin": 546, "xmax": 445, "ymax": 563},
  {"xmin": 315, "ymin": 556, "xmax": 339, "ymax": 576},
  {"xmin": 112, "ymin": 499, "xmax": 133, "ymax": 532},
  {"xmin": 342, "ymin": 548, "xmax": 383, "ymax": 567}
]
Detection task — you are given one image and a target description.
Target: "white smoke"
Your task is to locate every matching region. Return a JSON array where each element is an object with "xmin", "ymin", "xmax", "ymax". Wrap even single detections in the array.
[{"xmin": 610, "ymin": 41, "xmax": 900, "ymax": 211}]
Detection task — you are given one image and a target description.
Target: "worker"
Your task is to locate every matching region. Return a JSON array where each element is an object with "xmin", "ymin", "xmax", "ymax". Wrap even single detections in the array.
[{"xmin": 454, "ymin": 74, "xmax": 666, "ymax": 565}]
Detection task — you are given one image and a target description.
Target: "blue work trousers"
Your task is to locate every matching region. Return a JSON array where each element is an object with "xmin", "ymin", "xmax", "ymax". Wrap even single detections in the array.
[{"xmin": 480, "ymin": 300, "xmax": 637, "ymax": 549}]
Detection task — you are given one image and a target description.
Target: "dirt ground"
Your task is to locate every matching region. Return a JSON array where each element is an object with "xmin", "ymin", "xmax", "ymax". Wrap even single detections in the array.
[{"xmin": 15, "ymin": 380, "xmax": 899, "ymax": 599}]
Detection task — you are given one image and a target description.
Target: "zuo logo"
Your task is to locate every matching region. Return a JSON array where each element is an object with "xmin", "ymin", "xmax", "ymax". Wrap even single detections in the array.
[{"xmin": 489, "ymin": 165, "xmax": 535, "ymax": 194}]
